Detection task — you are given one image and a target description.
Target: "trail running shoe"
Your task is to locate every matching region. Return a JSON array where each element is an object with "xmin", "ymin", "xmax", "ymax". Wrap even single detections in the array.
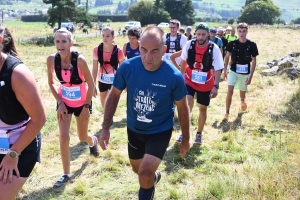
[
  {"xmin": 175, "ymin": 135, "xmax": 182, "ymax": 144},
  {"xmin": 154, "ymin": 170, "xmax": 162, "ymax": 185},
  {"xmin": 53, "ymin": 175, "xmax": 70, "ymax": 188},
  {"xmin": 89, "ymin": 136, "xmax": 100, "ymax": 157},
  {"xmin": 195, "ymin": 133, "xmax": 202, "ymax": 145},
  {"xmin": 241, "ymin": 101, "xmax": 247, "ymax": 111}
]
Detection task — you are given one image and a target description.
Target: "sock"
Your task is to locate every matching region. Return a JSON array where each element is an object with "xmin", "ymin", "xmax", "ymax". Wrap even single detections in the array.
[
  {"xmin": 64, "ymin": 174, "xmax": 71, "ymax": 178},
  {"xmin": 138, "ymin": 186, "xmax": 155, "ymax": 200},
  {"xmin": 226, "ymin": 110, "xmax": 230, "ymax": 114},
  {"xmin": 89, "ymin": 137, "xmax": 95, "ymax": 147},
  {"xmin": 196, "ymin": 132, "xmax": 202, "ymax": 135}
]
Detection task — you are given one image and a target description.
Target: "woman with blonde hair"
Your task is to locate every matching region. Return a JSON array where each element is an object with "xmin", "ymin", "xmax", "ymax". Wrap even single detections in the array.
[{"xmin": 46, "ymin": 29, "xmax": 99, "ymax": 188}]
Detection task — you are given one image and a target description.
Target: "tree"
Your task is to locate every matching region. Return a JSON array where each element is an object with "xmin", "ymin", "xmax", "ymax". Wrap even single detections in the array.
[
  {"xmin": 43, "ymin": 0, "xmax": 92, "ymax": 28},
  {"xmin": 128, "ymin": 0, "xmax": 170, "ymax": 26},
  {"xmin": 238, "ymin": 0, "xmax": 281, "ymax": 24},
  {"xmin": 293, "ymin": 17, "xmax": 300, "ymax": 24},
  {"xmin": 227, "ymin": 17, "xmax": 235, "ymax": 24},
  {"xmin": 162, "ymin": 0, "xmax": 195, "ymax": 25}
]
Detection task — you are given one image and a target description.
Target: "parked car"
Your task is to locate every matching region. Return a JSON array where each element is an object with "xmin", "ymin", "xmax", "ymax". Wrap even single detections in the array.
[
  {"xmin": 53, "ymin": 22, "xmax": 76, "ymax": 33},
  {"xmin": 124, "ymin": 21, "xmax": 141, "ymax": 30},
  {"xmin": 157, "ymin": 22, "xmax": 169, "ymax": 28}
]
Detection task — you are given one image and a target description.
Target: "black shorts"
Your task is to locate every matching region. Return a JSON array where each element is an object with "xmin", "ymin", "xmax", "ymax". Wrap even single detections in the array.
[
  {"xmin": 98, "ymin": 81, "xmax": 112, "ymax": 92},
  {"xmin": 56, "ymin": 102, "xmax": 92, "ymax": 117},
  {"xmin": 186, "ymin": 84, "xmax": 211, "ymax": 106},
  {"xmin": 127, "ymin": 128, "xmax": 172, "ymax": 160},
  {"xmin": 0, "ymin": 132, "xmax": 41, "ymax": 178}
]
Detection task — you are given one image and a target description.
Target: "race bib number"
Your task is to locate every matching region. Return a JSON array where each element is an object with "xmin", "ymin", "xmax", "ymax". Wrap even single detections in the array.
[
  {"xmin": 191, "ymin": 70, "xmax": 207, "ymax": 84},
  {"xmin": 236, "ymin": 64, "xmax": 248, "ymax": 74},
  {"xmin": 61, "ymin": 85, "xmax": 81, "ymax": 101},
  {"xmin": 0, "ymin": 131, "xmax": 9, "ymax": 154},
  {"xmin": 100, "ymin": 73, "xmax": 114, "ymax": 84}
]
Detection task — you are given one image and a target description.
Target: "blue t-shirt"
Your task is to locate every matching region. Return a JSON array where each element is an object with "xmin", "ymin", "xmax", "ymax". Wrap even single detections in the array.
[
  {"xmin": 209, "ymin": 37, "xmax": 223, "ymax": 48},
  {"xmin": 126, "ymin": 42, "xmax": 140, "ymax": 59},
  {"xmin": 113, "ymin": 57, "xmax": 187, "ymax": 134}
]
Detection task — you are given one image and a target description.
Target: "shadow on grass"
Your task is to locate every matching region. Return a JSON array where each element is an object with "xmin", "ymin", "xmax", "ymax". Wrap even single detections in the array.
[
  {"xmin": 164, "ymin": 143, "xmax": 205, "ymax": 173},
  {"xmin": 212, "ymin": 112, "xmax": 245, "ymax": 133},
  {"xmin": 20, "ymin": 161, "xmax": 89, "ymax": 200},
  {"xmin": 94, "ymin": 118, "xmax": 127, "ymax": 137}
]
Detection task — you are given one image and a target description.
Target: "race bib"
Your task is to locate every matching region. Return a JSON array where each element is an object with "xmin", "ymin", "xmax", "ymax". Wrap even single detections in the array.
[
  {"xmin": 0, "ymin": 131, "xmax": 9, "ymax": 154},
  {"xmin": 100, "ymin": 73, "xmax": 114, "ymax": 84},
  {"xmin": 236, "ymin": 64, "xmax": 248, "ymax": 74},
  {"xmin": 191, "ymin": 70, "xmax": 207, "ymax": 84},
  {"xmin": 61, "ymin": 85, "xmax": 81, "ymax": 101}
]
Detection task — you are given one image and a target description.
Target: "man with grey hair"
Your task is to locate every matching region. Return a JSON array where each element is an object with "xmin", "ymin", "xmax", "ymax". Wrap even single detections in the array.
[{"xmin": 99, "ymin": 26, "xmax": 190, "ymax": 200}]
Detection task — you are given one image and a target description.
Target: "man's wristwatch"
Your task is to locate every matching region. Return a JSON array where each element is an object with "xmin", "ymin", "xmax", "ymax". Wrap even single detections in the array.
[
  {"xmin": 8, "ymin": 150, "xmax": 20, "ymax": 159},
  {"xmin": 214, "ymin": 84, "xmax": 219, "ymax": 89},
  {"xmin": 84, "ymin": 103, "xmax": 90, "ymax": 108}
]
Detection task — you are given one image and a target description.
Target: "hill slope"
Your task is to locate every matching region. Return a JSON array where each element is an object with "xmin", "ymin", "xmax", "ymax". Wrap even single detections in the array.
[{"xmin": 5, "ymin": 0, "xmax": 300, "ymax": 22}]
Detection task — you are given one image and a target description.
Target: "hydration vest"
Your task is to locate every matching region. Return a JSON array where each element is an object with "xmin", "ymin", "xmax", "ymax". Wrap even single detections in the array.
[
  {"xmin": 54, "ymin": 51, "xmax": 83, "ymax": 85},
  {"xmin": 231, "ymin": 39, "xmax": 252, "ymax": 64},
  {"xmin": 97, "ymin": 43, "xmax": 119, "ymax": 70},
  {"xmin": 0, "ymin": 55, "xmax": 29, "ymax": 125},
  {"xmin": 187, "ymin": 39, "xmax": 214, "ymax": 72},
  {"xmin": 166, "ymin": 33, "xmax": 182, "ymax": 53}
]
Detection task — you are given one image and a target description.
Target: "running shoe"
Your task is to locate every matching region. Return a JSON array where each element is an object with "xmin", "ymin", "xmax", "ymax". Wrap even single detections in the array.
[
  {"xmin": 154, "ymin": 170, "xmax": 162, "ymax": 185},
  {"xmin": 195, "ymin": 132, "xmax": 202, "ymax": 145},
  {"xmin": 175, "ymin": 135, "xmax": 182, "ymax": 144},
  {"xmin": 241, "ymin": 101, "xmax": 247, "ymax": 111},
  {"xmin": 53, "ymin": 175, "xmax": 70, "ymax": 188},
  {"xmin": 89, "ymin": 136, "xmax": 100, "ymax": 157},
  {"xmin": 224, "ymin": 113, "xmax": 229, "ymax": 120}
]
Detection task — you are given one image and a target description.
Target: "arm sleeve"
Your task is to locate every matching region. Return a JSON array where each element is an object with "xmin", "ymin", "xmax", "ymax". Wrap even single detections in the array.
[
  {"xmin": 212, "ymin": 45, "xmax": 224, "ymax": 71},
  {"xmin": 113, "ymin": 63, "xmax": 127, "ymax": 91},
  {"xmin": 172, "ymin": 74, "xmax": 187, "ymax": 101},
  {"xmin": 180, "ymin": 41, "xmax": 191, "ymax": 61},
  {"xmin": 251, "ymin": 42, "xmax": 259, "ymax": 57},
  {"xmin": 180, "ymin": 35, "xmax": 188, "ymax": 49}
]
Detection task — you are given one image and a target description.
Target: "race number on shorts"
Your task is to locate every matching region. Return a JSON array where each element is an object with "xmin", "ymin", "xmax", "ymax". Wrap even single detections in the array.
[{"xmin": 0, "ymin": 130, "xmax": 10, "ymax": 154}]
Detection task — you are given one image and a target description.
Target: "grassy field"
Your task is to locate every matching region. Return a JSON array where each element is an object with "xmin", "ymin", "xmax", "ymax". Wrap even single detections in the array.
[{"xmin": 3, "ymin": 22, "xmax": 300, "ymax": 199}]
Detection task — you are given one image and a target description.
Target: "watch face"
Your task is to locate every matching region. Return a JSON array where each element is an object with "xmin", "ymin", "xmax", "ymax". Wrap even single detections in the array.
[{"xmin": 9, "ymin": 151, "xmax": 17, "ymax": 159}]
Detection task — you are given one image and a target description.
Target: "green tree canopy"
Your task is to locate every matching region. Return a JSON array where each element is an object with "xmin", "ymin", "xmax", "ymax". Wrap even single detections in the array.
[
  {"xmin": 293, "ymin": 17, "xmax": 300, "ymax": 24},
  {"xmin": 43, "ymin": 0, "xmax": 92, "ymax": 28},
  {"xmin": 238, "ymin": 0, "xmax": 281, "ymax": 25},
  {"xmin": 128, "ymin": 0, "xmax": 170, "ymax": 26},
  {"xmin": 228, "ymin": 18, "xmax": 235, "ymax": 25},
  {"xmin": 162, "ymin": 0, "xmax": 195, "ymax": 25}
]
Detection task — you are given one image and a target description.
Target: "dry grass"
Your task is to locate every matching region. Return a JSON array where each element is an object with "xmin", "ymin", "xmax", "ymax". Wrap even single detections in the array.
[{"xmin": 6, "ymin": 23, "xmax": 300, "ymax": 199}]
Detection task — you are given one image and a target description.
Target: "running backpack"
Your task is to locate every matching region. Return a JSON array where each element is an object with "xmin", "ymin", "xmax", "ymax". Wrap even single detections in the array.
[
  {"xmin": 54, "ymin": 51, "xmax": 83, "ymax": 85},
  {"xmin": 166, "ymin": 33, "xmax": 182, "ymax": 53},
  {"xmin": 97, "ymin": 43, "xmax": 119, "ymax": 70},
  {"xmin": 187, "ymin": 39, "xmax": 214, "ymax": 72},
  {"xmin": 231, "ymin": 39, "xmax": 252, "ymax": 63}
]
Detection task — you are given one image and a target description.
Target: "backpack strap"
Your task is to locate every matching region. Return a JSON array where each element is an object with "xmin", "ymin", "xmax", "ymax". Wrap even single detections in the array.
[
  {"xmin": 54, "ymin": 53, "xmax": 65, "ymax": 84},
  {"xmin": 54, "ymin": 52, "xmax": 82, "ymax": 84},
  {"xmin": 69, "ymin": 51, "xmax": 82, "ymax": 84},
  {"xmin": 98, "ymin": 43, "xmax": 104, "ymax": 66}
]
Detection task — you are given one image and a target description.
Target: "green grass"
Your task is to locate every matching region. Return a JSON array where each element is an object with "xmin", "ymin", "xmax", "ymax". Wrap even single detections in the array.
[{"xmin": 2, "ymin": 22, "xmax": 300, "ymax": 199}]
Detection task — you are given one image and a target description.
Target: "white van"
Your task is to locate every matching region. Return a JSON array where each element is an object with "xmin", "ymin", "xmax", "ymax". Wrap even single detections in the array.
[{"xmin": 124, "ymin": 21, "xmax": 141, "ymax": 30}]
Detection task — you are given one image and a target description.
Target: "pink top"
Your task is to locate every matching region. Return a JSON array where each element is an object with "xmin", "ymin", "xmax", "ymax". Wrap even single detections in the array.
[
  {"xmin": 93, "ymin": 45, "xmax": 125, "ymax": 82},
  {"xmin": 0, "ymin": 119, "xmax": 29, "ymax": 144},
  {"xmin": 53, "ymin": 62, "xmax": 88, "ymax": 108}
]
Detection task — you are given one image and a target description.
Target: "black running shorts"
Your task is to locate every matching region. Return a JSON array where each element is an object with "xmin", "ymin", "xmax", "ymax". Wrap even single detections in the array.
[
  {"xmin": 98, "ymin": 81, "xmax": 112, "ymax": 92},
  {"xmin": 127, "ymin": 127, "xmax": 172, "ymax": 160},
  {"xmin": 186, "ymin": 84, "xmax": 211, "ymax": 106},
  {"xmin": 0, "ymin": 132, "xmax": 41, "ymax": 178},
  {"xmin": 56, "ymin": 102, "xmax": 92, "ymax": 117}
]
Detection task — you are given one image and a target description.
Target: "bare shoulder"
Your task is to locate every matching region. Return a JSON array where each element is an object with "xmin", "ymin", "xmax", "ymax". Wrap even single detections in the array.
[{"xmin": 46, "ymin": 54, "xmax": 56, "ymax": 63}]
